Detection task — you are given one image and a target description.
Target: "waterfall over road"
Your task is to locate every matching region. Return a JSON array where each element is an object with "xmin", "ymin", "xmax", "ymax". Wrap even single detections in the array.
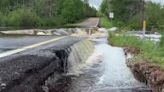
[{"xmin": 43, "ymin": 37, "xmax": 151, "ymax": 92}]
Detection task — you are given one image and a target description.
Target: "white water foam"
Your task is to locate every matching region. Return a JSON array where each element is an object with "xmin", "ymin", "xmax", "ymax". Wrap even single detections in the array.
[
  {"xmin": 66, "ymin": 49, "xmax": 103, "ymax": 76},
  {"xmin": 95, "ymin": 44, "xmax": 145, "ymax": 88}
]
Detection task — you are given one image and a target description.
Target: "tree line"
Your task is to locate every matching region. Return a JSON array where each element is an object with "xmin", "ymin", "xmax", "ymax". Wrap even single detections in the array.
[
  {"xmin": 0, "ymin": 0, "xmax": 97, "ymax": 28},
  {"xmin": 100, "ymin": 0, "xmax": 164, "ymax": 31}
]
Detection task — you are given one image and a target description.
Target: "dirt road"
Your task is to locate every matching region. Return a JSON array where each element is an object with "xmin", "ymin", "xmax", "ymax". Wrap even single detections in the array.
[{"xmin": 76, "ymin": 17, "xmax": 100, "ymax": 28}]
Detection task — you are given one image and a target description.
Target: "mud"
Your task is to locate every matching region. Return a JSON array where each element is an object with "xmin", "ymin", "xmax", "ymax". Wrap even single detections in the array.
[
  {"xmin": 128, "ymin": 62, "xmax": 164, "ymax": 92},
  {"xmin": 125, "ymin": 48, "xmax": 164, "ymax": 92},
  {"xmin": 124, "ymin": 47, "xmax": 140, "ymax": 55}
]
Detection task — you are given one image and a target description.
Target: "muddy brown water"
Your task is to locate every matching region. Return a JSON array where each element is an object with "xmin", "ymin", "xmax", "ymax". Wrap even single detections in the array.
[{"xmin": 42, "ymin": 37, "xmax": 152, "ymax": 92}]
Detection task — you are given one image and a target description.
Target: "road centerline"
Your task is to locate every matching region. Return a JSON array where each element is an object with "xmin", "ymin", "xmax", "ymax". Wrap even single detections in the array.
[{"xmin": 0, "ymin": 36, "xmax": 66, "ymax": 58}]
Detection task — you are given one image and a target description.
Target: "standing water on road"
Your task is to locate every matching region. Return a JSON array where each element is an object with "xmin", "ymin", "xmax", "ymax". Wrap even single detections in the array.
[{"xmin": 42, "ymin": 37, "xmax": 151, "ymax": 92}]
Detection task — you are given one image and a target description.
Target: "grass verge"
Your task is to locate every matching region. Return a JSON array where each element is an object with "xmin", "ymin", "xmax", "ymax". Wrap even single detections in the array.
[
  {"xmin": 109, "ymin": 33, "xmax": 164, "ymax": 67},
  {"xmin": 100, "ymin": 16, "xmax": 112, "ymax": 28}
]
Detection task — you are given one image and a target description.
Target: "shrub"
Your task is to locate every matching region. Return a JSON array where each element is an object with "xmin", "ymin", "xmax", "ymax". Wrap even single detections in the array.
[
  {"xmin": 0, "ymin": 12, "xmax": 7, "ymax": 26},
  {"xmin": 100, "ymin": 16, "xmax": 112, "ymax": 28},
  {"xmin": 43, "ymin": 17, "xmax": 66, "ymax": 27},
  {"xmin": 7, "ymin": 9, "xmax": 40, "ymax": 27}
]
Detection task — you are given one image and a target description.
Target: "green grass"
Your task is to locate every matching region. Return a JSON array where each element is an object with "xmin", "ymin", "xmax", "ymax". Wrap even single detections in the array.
[
  {"xmin": 100, "ymin": 16, "xmax": 112, "ymax": 28},
  {"xmin": 109, "ymin": 33, "xmax": 164, "ymax": 67}
]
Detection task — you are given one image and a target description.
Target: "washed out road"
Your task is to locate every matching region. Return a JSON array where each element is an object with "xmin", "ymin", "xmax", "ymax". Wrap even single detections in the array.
[
  {"xmin": 0, "ymin": 17, "xmax": 100, "ymax": 53},
  {"xmin": 0, "ymin": 17, "xmax": 151, "ymax": 92}
]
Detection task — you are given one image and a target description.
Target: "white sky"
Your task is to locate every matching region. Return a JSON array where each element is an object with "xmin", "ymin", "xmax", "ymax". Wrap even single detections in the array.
[
  {"xmin": 89, "ymin": 0, "xmax": 102, "ymax": 9},
  {"xmin": 147, "ymin": 0, "xmax": 164, "ymax": 4},
  {"xmin": 89, "ymin": 0, "xmax": 164, "ymax": 10}
]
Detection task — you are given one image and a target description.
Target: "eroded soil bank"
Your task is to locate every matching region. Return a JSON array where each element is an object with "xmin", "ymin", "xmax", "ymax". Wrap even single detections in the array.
[{"xmin": 124, "ymin": 47, "xmax": 164, "ymax": 92}]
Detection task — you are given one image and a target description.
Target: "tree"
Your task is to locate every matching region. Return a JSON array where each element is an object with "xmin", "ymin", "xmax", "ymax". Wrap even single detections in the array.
[
  {"xmin": 145, "ymin": 2, "xmax": 163, "ymax": 30},
  {"xmin": 100, "ymin": 0, "xmax": 144, "ymax": 28},
  {"xmin": 109, "ymin": 0, "xmax": 143, "ymax": 22},
  {"xmin": 60, "ymin": 0, "xmax": 76, "ymax": 23},
  {"xmin": 0, "ymin": 0, "xmax": 97, "ymax": 27},
  {"xmin": 100, "ymin": 0, "xmax": 110, "ymax": 14}
]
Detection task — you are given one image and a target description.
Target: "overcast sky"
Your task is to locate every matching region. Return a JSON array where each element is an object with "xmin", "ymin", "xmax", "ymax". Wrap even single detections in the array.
[
  {"xmin": 88, "ymin": 0, "xmax": 102, "ymax": 9},
  {"xmin": 89, "ymin": 0, "xmax": 164, "ymax": 10}
]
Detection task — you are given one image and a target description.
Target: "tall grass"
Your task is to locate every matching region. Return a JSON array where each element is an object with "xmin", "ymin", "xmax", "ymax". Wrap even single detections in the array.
[
  {"xmin": 109, "ymin": 32, "xmax": 164, "ymax": 67},
  {"xmin": 160, "ymin": 32, "xmax": 164, "ymax": 47},
  {"xmin": 100, "ymin": 16, "xmax": 112, "ymax": 28}
]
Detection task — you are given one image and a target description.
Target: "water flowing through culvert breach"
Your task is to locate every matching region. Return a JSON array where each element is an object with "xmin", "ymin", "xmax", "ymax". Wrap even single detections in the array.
[
  {"xmin": 93, "ymin": 43, "xmax": 150, "ymax": 92},
  {"xmin": 42, "ymin": 37, "xmax": 151, "ymax": 92}
]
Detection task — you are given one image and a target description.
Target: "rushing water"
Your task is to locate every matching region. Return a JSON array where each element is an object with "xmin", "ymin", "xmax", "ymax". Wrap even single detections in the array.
[
  {"xmin": 42, "ymin": 37, "xmax": 151, "ymax": 92},
  {"xmin": 92, "ymin": 42, "xmax": 150, "ymax": 92}
]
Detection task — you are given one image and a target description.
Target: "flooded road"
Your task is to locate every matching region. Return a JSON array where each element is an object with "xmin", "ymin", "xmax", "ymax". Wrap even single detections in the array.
[{"xmin": 43, "ymin": 37, "xmax": 151, "ymax": 92}]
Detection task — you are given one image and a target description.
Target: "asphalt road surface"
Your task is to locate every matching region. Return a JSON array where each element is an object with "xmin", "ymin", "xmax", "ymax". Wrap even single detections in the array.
[
  {"xmin": 75, "ymin": 17, "xmax": 100, "ymax": 28},
  {"xmin": 0, "ymin": 35, "xmax": 60, "ymax": 53},
  {"xmin": 0, "ymin": 17, "xmax": 100, "ymax": 53}
]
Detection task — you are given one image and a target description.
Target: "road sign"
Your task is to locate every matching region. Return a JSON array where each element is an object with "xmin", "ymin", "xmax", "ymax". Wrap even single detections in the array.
[
  {"xmin": 109, "ymin": 12, "xmax": 114, "ymax": 19},
  {"xmin": 143, "ymin": 20, "xmax": 146, "ymax": 37}
]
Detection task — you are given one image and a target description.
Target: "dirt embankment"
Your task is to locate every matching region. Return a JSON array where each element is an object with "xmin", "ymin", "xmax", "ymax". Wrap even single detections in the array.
[{"xmin": 124, "ymin": 47, "xmax": 164, "ymax": 92}]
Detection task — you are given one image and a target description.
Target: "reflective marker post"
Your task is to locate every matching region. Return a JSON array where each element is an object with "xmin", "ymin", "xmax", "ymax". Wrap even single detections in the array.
[
  {"xmin": 142, "ymin": 0, "xmax": 146, "ymax": 38},
  {"xmin": 143, "ymin": 20, "xmax": 146, "ymax": 37}
]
